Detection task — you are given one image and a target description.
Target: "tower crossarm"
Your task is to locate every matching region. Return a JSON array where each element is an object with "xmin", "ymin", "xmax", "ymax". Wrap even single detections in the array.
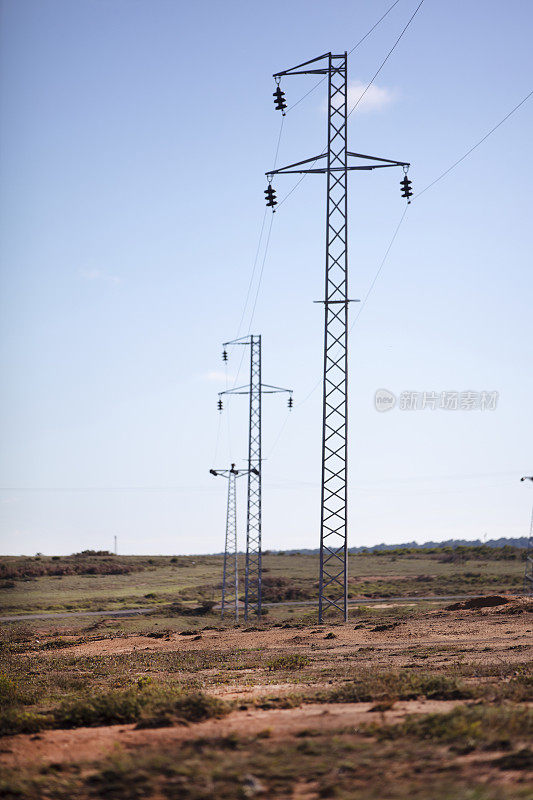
[
  {"xmin": 260, "ymin": 383, "xmax": 292, "ymax": 394},
  {"xmin": 273, "ymin": 52, "xmax": 339, "ymax": 77},
  {"xmin": 267, "ymin": 152, "xmax": 409, "ymax": 177},
  {"xmin": 219, "ymin": 386, "xmax": 253, "ymax": 396}
]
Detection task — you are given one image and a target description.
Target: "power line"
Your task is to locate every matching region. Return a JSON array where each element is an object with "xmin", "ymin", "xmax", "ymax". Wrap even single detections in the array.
[
  {"xmin": 295, "ymin": 83, "xmax": 532, "ymax": 406},
  {"xmin": 287, "ymin": 0, "xmax": 404, "ymax": 113},
  {"xmin": 295, "ymin": 205, "xmax": 409, "ymax": 409},
  {"xmin": 246, "ymin": 211, "xmax": 275, "ymax": 334},
  {"xmin": 230, "ymin": 115, "xmax": 285, "ymax": 392},
  {"xmin": 235, "ymin": 209, "xmax": 268, "ymax": 338},
  {"xmin": 347, "ymin": 0, "xmax": 426, "ymax": 118},
  {"xmin": 416, "ymin": 89, "xmax": 533, "ymax": 198},
  {"xmin": 350, "ymin": 204, "xmax": 409, "ymax": 330},
  {"xmin": 235, "ymin": 118, "xmax": 284, "ymax": 340},
  {"xmin": 242, "ymin": 0, "xmax": 420, "ymax": 340},
  {"xmin": 213, "ymin": 408, "xmax": 223, "ymax": 464},
  {"xmin": 230, "ymin": 211, "xmax": 276, "ymax": 392},
  {"xmin": 348, "ymin": 0, "xmax": 404, "ymax": 54},
  {"xmin": 278, "ymin": 1, "xmax": 425, "ymax": 208},
  {"xmin": 265, "ymin": 411, "xmax": 291, "ymax": 460}
]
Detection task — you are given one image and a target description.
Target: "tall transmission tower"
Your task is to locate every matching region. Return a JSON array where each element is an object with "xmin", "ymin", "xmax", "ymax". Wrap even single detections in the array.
[
  {"xmin": 521, "ymin": 476, "xmax": 533, "ymax": 594},
  {"xmin": 209, "ymin": 463, "xmax": 253, "ymax": 620},
  {"xmin": 218, "ymin": 335, "xmax": 292, "ymax": 619},
  {"xmin": 266, "ymin": 52, "xmax": 410, "ymax": 622}
]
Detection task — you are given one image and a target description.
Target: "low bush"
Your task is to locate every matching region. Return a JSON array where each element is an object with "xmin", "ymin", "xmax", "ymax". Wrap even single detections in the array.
[
  {"xmin": 0, "ymin": 708, "xmax": 50, "ymax": 736},
  {"xmin": 54, "ymin": 688, "xmax": 149, "ymax": 728},
  {"xmin": 0, "ymin": 558, "xmax": 141, "ymax": 580},
  {"xmin": 167, "ymin": 601, "xmax": 216, "ymax": 616},
  {"xmin": 325, "ymin": 670, "xmax": 472, "ymax": 703},
  {"xmin": 261, "ymin": 576, "xmax": 314, "ymax": 602},
  {"xmin": 135, "ymin": 691, "xmax": 229, "ymax": 728},
  {"xmin": 0, "ymin": 674, "xmax": 35, "ymax": 707},
  {"xmin": 267, "ymin": 654, "xmax": 311, "ymax": 671},
  {"xmin": 3, "ymin": 683, "xmax": 229, "ymax": 736},
  {"xmin": 363, "ymin": 703, "xmax": 533, "ymax": 749}
]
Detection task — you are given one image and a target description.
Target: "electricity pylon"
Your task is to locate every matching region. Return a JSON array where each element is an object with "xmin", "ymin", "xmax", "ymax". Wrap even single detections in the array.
[
  {"xmin": 209, "ymin": 463, "xmax": 251, "ymax": 620},
  {"xmin": 218, "ymin": 335, "xmax": 292, "ymax": 619},
  {"xmin": 266, "ymin": 52, "xmax": 410, "ymax": 622},
  {"xmin": 521, "ymin": 476, "xmax": 533, "ymax": 594}
]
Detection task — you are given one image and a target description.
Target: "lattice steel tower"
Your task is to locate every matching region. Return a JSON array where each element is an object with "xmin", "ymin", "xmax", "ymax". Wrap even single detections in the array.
[
  {"xmin": 209, "ymin": 463, "xmax": 246, "ymax": 620},
  {"xmin": 521, "ymin": 476, "xmax": 533, "ymax": 594},
  {"xmin": 219, "ymin": 336, "xmax": 292, "ymax": 618},
  {"xmin": 266, "ymin": 52, "xmax": 410, "ymax": 621}
]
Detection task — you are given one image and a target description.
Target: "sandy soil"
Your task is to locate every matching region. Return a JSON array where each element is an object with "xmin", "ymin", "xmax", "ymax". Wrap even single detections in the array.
[
  {"xmin": 39, "ymin": 604, "xmax": 532, "ymax": 668},
  {"xmin": 3, "ymin": 600, "xmax": 531, "ymax": 789},
  {"xmin": 0, "ymin": 699, "xmax": 465, "ymax": 769}
]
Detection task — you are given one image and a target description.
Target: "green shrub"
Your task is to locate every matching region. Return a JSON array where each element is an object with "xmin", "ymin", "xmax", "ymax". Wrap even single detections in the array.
[
  {"xmin": 267, "ymin": 654, "xmax": 311, "ymax": 671},
  {"xmin": 0, "ymin": 708, "xmax": 50, "ymax": 736},
  {"xmin": 326, "ymin": 670, "xmax": 472, "ymax": 703},
  {"xmin": 0, "ymin": 674, "xmax": 35, "ymax": 707},
  {"xmin": 53, "ymin": 685, "xmax": 228, "ymax": 731},
  {"xmin": 364, "ymin": 704, "xmax": 533, "ymax": 748},
  {"xmin": 54, "ymin": 688, "xmax": 147, "ymax": 728}
]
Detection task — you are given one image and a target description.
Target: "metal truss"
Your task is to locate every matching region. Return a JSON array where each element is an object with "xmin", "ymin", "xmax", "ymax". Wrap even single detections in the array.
[
  {"xmin": 209, "ymin": 464, "xmax": 248, "ymax": 620},
  {"xmin": 524, "ymin": 509, "xmax": 533, "ymax": 595},
  {"xmin": 522, "ymin": 476, "xmax": 533, "ymax": 594},
  {"xmin": 219, "ymin": 336, "xmax": 292, "ymax": 619},
  {"xmin": 267, "ymin": 52, "xmax": 409, "ymax": 622}
]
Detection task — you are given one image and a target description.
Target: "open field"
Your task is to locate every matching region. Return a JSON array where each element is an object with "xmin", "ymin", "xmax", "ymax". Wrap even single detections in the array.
[
  {"xmin": 1, "ymin": 548, "xmax": 532, "ymax": 798},
  {"xmin": 0, "ymin": 548, "xmax": 533, "ymax": 800},
  {"xmin": 1, "ymin": 597, "xmax": 532, "ymax": 798},
  {"xmin": 0, "ymin": 546, "xmax": 526, "ymax": 614}
]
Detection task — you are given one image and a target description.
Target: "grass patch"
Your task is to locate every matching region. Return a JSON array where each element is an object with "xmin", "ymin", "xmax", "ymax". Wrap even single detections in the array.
[
  {"xmin": 0, "ymin": 708, "xmax": 51, "ymax": 736},
  {"xmin": 0, "ymin": 673, "xmax": 36, "ymax": 706},
  {"xmin": 0, "ymin": 683, "xmax": 229, "ymax": 736},
  {"xmin": 136, "ymin": 692, "xmax": 228, "ymax": 728},
  {"xmin": 324, "ymin": 670, "xmax": 473, "ymax": 703},
  {"xmin": 364, "ymin": 703, "xmax": 533, "ymax": 750},
  {"xmin": 267, "ymin": 654, "xmax": 311, "ymax": 671}
]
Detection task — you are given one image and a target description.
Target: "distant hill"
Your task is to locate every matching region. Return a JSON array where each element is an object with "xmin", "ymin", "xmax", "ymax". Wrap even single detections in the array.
[{"xmin": 273, "ymin": 537, "xmax": 529, "ymax": 555}]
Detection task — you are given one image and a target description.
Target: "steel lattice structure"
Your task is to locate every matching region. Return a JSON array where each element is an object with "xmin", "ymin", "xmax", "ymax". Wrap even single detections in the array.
[
  {"xmin": 521, "ymin": 477, "xmax": 533, "ymax": 594},
  {"xmin": 266, "ymin": 52, "xmax": 409, "ymax": 621},
  {"xmin": 245, "ymin": 336, "xmax": 262, "ymax": 618},
  {"xmin": 209, "ymin": 463, "xmax": 247, "ymax": 619},
  {"xmin": 219, "ymin": 336, "xmax": 291, "ymax": 619}
]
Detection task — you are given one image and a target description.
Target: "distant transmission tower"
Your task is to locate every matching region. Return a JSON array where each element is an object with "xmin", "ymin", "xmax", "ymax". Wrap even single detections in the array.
[
  {"xmin": 218, "ymin": 335, "xmax": 292, "ymax": 619},
  {"xmin": 521, "ymin": 476, "xmax": 533, "ymax": 594},
  {"xmin": 209, "ymin": 463, "xmax": 250, "ymax": 619},
  {"xmin": 266, "ymin": 52, "xmax": 410, "ymax": 621}
]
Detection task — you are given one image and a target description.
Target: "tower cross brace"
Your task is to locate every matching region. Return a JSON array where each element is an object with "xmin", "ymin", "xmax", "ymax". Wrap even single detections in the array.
[{"xmin": 266, "ymin": 51, "xmax": 409, "ymax": 622}]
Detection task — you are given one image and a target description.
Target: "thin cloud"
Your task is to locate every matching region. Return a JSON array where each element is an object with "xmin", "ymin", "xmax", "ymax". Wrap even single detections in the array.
[
  {"xmin": 202, "ymin": 371, "xmax": 235, "ymax": 383},
  {"xmin": 79, "ymin": 269, "xmax": 121, "ymax": 285},
  {"xmin": 326, "ymin": 81, "xmax": 395, "ymax": 114}
]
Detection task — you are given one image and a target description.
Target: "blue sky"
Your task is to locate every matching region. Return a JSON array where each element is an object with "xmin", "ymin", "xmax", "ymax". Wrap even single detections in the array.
[{"xmin": 1, "ymin": 0, "xmax": 532, "ymax": 556}]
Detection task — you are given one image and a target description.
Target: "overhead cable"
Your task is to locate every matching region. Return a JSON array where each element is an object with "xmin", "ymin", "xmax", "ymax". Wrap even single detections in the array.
[{"xmin": 416, "ymin": 89, "xmax": 533, "ymax": 198}]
